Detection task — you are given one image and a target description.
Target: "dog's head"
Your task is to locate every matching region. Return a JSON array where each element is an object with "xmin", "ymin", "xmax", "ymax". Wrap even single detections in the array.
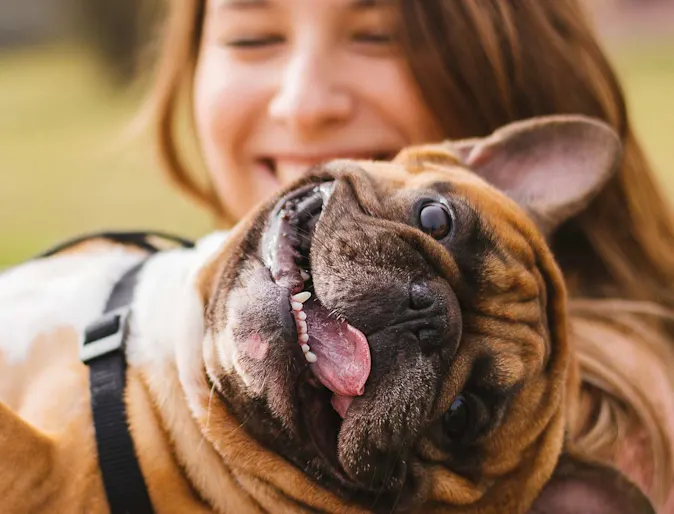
[{"xmin": 196, "ymin": 116, "xmax": 652, "ymax": 513}]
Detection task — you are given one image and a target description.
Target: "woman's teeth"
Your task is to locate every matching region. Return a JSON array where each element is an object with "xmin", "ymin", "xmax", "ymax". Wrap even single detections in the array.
[
  {"xmin": 275, "ymin": 162, "xmax": 317, "ymax": 182},
  {"xmin": 265, "ymin": 153, "xmax": 396, "ymax": 181},
  {"xmin": 290, "ymin": 288, "xmax": 317, "ymax": 362}
]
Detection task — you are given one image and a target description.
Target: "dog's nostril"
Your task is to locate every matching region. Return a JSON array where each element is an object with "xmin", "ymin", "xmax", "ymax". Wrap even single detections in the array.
[
  {"xmin": 417, "ymin": 328, "xmax": 440, "ymax": 347},
  {"xmin": 409, "ymin": 281, "xmax": 436, "ymax": 310}
]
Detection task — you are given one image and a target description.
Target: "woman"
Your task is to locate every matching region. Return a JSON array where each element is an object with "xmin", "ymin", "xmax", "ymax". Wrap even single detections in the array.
[{"xmin": 146, "ymin": 0, "xmax": 674, "ymax": 509}]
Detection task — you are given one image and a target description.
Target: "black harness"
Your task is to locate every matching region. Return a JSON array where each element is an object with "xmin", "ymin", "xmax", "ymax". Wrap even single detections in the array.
[{"xmin": 39, "ymin": 231, "xmax": 195, "ymax": 514}]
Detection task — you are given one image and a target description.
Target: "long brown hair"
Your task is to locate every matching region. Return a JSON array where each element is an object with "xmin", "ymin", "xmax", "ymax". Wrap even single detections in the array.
[{"xmin": 146, "ymin": 0, "xmax": 674, "ymax": 507}]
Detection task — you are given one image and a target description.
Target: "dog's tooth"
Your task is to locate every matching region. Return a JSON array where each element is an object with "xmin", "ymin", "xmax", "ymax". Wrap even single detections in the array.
[
  {"xmin": 300, "ymin": 270, "xmax": 311, "ymax": 281},
  {"xmin": 297, "ymin": 320, "xmax": 308, "ymax": 334},
  {"xmin": 299, "ymin": 333, "xmax": 309, "ymax": 343},
  {"xmin": 305, "ymin": 351, "xmax": 317, "ymax": 363},
  {"xmin": 301, "ymin": 344, "xmax": 310, "ymax": 353},
  {"xmin": 291, "ymin": 302, "xmax": 303, "ymax": 311},
  {"xmin": 297, "ymin": 311, "xmax": 307, "ymax": 321},
  {"xmin": 291, "ymin": 291, "xmax": 311, "ymax": 303}
]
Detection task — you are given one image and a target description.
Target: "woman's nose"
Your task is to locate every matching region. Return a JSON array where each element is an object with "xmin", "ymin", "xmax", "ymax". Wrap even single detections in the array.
[{"xmin": 268, "ymin": 50, "xmax": 354, "ymax": 135}]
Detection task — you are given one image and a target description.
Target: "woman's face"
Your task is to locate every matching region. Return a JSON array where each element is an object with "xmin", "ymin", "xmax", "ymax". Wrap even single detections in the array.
[{"xmin": 194, "ymin": 0, "xmax": 442, "ymax": 220}]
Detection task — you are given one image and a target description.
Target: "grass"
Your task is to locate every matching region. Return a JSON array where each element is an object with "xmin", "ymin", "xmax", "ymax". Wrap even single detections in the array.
[{"xmin": 1, "ymin": 39, "xmax": 673, "ymax": 267}]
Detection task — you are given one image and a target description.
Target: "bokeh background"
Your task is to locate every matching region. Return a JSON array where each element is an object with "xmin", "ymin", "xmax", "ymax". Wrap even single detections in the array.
[{"xmin": 1, "ymin": 0, "xmax": 673, "ymax": 267}]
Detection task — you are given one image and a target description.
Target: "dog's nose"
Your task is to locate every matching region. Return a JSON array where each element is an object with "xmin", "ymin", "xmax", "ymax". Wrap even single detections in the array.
[
  {"xmin": 408, "ymin": 281, "xmax": 461, "ymax": 358},
  {"xmin": 409, "ymin": 281, "xmax": 437, "ymax": 310}
]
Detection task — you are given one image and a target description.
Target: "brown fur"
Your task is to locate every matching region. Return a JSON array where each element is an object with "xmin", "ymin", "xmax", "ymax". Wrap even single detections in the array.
[{"xmin": 0, "ymin": 117, "xmax": 654, "ymax": 513}]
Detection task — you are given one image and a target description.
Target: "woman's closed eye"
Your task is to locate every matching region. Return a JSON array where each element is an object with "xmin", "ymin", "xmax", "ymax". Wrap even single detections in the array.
[
  {"xmin": 222, "ymin": 32, "xmax": 394, "ymax": 50},
  {"xmin": 352, "ymin": 31, "xmax": 394, "ymax": 44},
  {"xmin": 223, "ymin": 34, "xmax": 285, "ymax": 48}
]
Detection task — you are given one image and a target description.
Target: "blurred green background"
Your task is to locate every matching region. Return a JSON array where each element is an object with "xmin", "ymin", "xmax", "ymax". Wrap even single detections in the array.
[
  {"xmin": 0, "ymin": 44, "xmax": 212, "ymax": 267},
  {"xmin": 1, "ymin": 1, "xmax": 673, "ymax": 267}
]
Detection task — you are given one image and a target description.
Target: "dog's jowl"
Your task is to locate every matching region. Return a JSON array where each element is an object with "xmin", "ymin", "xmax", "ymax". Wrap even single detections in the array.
[{"xmin": 0, "ymin": 116, "xmax": 655, "ymax": 513}]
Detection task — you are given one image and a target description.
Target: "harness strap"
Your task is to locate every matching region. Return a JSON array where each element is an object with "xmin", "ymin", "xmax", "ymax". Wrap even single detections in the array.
[
  {"xmin": 75, "ymin": 231, "xmax": 195, "ymax": 513},
  {"xmin": 83, "ymin": 261, "xmax": 154, "ymax": 514},
  {"xmin": 36, "ymin": 230, "xmax": 195, "ymax": 258}
]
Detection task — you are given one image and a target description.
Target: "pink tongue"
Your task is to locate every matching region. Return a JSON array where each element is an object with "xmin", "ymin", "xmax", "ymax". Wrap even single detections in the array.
[
  {"xmin": 331, "ymin": 394, "xmax": 355, "ymax": 419},
  {"xmin": 303, "ymin": 300, "xmax": 371, "ymax": 407}
]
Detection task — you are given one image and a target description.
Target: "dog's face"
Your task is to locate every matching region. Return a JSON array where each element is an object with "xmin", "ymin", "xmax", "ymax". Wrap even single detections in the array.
[{"xmin": 197, "ymin": 117, "xmax": 652, "ymax": 513}]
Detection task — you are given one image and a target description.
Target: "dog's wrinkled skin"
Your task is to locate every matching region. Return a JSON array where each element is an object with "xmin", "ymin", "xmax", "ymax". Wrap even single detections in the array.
[{"xmin": 0, "ymin": 116, "xmax": 654, "ymax": 513}]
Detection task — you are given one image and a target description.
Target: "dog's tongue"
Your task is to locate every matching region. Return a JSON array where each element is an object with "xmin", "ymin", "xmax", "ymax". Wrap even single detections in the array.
[{"xmin": 303, "ymin": 300, "xmax": 371, "ymax": 409}]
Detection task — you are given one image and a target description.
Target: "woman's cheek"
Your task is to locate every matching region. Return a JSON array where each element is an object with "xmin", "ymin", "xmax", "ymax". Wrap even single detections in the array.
[{"xmin": 345, "ymin": 54, "xmax": 440, "ymax": 143}]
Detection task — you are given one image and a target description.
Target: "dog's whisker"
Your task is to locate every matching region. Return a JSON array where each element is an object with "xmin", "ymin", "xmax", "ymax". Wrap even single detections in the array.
[
  {"xmin": 390, "ymin": 482, "xmax": 405, "ymax": 514},
  {"xmin": 294, "ymin": 225, "xmax": 333, "ymax": 256},
  {"xmin": 388, "ymin": 450, "xmax": 406, "ymax": 513},
  {"xmin": 199, "ymin": 379, "xmax": 219, "ymax": 452},
  {"xmin": 232, "ymin": 411, "xmax": 255, "ymax": 435}
]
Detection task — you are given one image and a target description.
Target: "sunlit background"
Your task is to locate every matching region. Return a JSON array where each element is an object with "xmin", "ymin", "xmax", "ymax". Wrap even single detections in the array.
[{"xmin": 1, "ymin": 0, "xmax": 673, "ymax": 267}]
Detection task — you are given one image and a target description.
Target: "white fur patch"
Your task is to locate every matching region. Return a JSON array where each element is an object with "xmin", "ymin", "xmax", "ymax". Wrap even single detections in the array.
[
  {"xmin": 0, "ymin": 248, "xmax": 145, "ymax": 364},
  {"xmin": 0, "ymin": 227, "xmax": 231, "ymax": 423},
  {"xmin": 212, "ymin": 289, "xmax": 251, "ymax": 382},
  {"xmin": 125, "ymin": 231, "xmax": 231, "ymax": 367}
]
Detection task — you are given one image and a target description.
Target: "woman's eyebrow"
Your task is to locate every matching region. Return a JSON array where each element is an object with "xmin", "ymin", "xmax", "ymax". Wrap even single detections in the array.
[
  {"xmin": 350, "ymin": 0, "xmax": 393, "ymax": 7},
  {"xmin": 217, "ymin": 0, "xmax": 268, "ymax": 9},
  {"xmin": 217, "ymin": 0, "xmax": 392, "ymax": 9}
]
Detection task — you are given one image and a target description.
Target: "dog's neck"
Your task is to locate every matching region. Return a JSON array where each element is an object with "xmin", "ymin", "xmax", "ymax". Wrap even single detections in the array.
[
  {"xmin": 122, "ymin": 231, "xmax": 244, "ymax": 510},
  {"xmin": 124, "ymin": 232, "xmax": 355, "ymax": 513}
]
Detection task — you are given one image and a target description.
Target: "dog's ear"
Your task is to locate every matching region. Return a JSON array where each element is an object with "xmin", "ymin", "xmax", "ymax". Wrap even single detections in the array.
[
  {"xmin": 446, "ymin": 115, "xmax": 622, "ymax": 236},
  {"xmin": 528, "ymin": 453, "xmax": 655, "ymax": 514}
]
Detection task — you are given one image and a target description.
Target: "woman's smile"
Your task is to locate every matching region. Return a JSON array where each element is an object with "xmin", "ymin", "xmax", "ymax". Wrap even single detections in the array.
[
  {"xmin": 193, "ymin": 0, "xmax": 441, "ymax": 219},
  {"xmin": 255, "ymin": 149, "xmax": 398, "ymax": 183}
]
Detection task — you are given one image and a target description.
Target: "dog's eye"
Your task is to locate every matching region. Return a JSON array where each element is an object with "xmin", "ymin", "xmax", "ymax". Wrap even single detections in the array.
[
  {"xmin": 442, "ymin": 393, "xmax": 488, "ymax": 442},
  {"xmin": 419, "ymin": 203, "xmax": 452, "ymax": 240},
  {"xmin": 443, "ymin": 395, "xmax": 471, "ymax": 439}
]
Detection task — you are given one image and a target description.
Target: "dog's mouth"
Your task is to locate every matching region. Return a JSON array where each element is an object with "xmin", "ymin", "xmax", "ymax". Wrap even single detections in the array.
[{"xmin": 260, "ymin": 181, "xmax": 372, "ymax": 467}]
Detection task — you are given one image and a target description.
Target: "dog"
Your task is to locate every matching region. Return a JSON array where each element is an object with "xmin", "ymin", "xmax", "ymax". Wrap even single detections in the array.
[{"xmin": 0, "ymin": 115, "xmax": 655, "ymax": 513}]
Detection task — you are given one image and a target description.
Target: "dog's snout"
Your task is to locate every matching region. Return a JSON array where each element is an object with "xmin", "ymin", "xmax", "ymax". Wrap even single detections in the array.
[
  {"xmin": 417, "ymin": 327, "xmax": 442, "ymax": 349},
  {"xmin": 407, "ymin": 281, "xmax": 462, "ymax": 359},
  {"xmin": 413, "ymin": 321, "xmax": 455, "ymax": 357}
]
